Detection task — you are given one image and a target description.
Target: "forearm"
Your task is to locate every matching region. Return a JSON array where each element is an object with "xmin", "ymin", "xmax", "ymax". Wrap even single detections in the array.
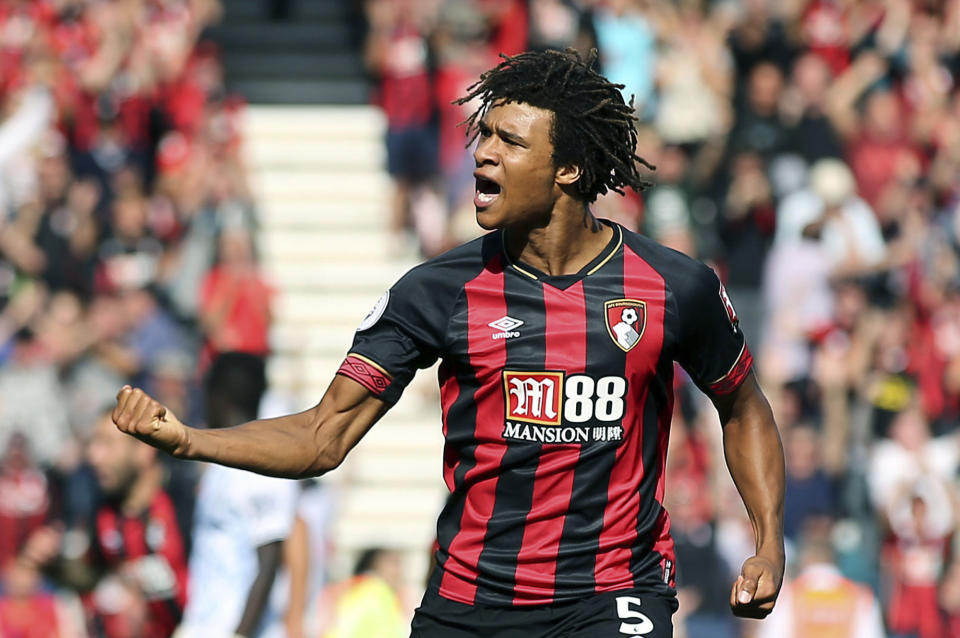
[
  {"xmin": 721, "ymin": 386, "xmax": 785, "ymax": 557},
  {"xmin": 115, "ymin": 376, "xmax": 387, "ymax": 479},
  {"xmin": 179, "ymin": 384, "xmax": 385, "ymax": 478},
  {"xmin": 821, "ymin": 385, "xmax": 849, "ymax": 476},
  {"xmin": 235, "ymin": 542, "xmax": 282, "ymax": 637},
  {"xmin": 284, "ymin": 517, "xmax": 309, "ymax": 637},
  {"xmin": 180, "ymin": 409, "xmax": 330, "ymax": 478}
]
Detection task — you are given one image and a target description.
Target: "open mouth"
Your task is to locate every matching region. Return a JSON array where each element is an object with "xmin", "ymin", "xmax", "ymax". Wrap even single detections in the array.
[{"xmin": 474, "ymin": 176, "xmax": 501, "ymax": 208}]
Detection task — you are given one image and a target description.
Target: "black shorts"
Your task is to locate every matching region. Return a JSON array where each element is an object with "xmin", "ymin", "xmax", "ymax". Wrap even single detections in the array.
[{"xmin": 411, "ymin": 586, "xmax": 678, "ymax": 638}]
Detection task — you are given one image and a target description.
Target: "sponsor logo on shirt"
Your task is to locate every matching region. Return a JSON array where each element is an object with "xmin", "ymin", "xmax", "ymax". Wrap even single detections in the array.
[
  {"xmin": 604, "ymin": 299, "xmax": 646, "ymax": 352},
  {"xmin": 501, "ymin": 371, "xmax": 627, "ymax": 444},
  {"xmin": 488, "ymin": 315, "xmax": 524, "ymax": 340},
  {"xmin": 504, "ymin": 370, "xmax": 563, "ymax": 425}
]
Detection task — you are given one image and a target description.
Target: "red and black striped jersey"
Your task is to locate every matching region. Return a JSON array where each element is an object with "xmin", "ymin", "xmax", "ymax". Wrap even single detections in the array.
[
  {"xmin": 93, "ymin": 490, "xmax": 188, "ymax": 638},
  {"xmin": 337, "ymin": 221, "xmax": 753, "ymax": 606}
]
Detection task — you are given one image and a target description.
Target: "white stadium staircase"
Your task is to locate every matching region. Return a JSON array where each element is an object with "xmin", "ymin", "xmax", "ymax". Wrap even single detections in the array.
[{"xmin": 244, "ymin": 105, "xmax": 447, "ymax": 585}]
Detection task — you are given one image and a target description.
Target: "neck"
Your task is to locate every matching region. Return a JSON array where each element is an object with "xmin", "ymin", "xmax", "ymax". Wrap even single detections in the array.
[
  {"xmin": 505, "ymin": 202, "xmax": 612, "ymax": 276},
  {"xmin": 122, "ymin": 463, "xmax": 162, "ymax": 516}
]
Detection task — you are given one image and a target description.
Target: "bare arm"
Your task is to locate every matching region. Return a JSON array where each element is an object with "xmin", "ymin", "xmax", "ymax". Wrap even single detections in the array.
[
  {"xmin": 112, "ymin": 375, "xmax": 390, "ymax": 478},
  {"xmin": 713, "ymin": 371, "xmax": 785, "ymax": 619},
  {"xmin": 284, "ymin": 516, "xmax": 310, "ymax": 638},
  {"xmin": 234, "ymin": 540, "xmax": 283, "ymax": 637},
  {"xmin": 824, "ymin": 51, "xmax": 889, "ymax": 139}
]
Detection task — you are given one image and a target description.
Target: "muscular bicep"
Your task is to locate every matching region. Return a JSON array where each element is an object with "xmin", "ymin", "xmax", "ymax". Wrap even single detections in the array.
[
  {"xmin": 307, "ymin": 374, "xmax": 392, "ymax": 472},
  {"xmin": 711, "ymin": 370, "xmax": 767, "ymax": 426}
]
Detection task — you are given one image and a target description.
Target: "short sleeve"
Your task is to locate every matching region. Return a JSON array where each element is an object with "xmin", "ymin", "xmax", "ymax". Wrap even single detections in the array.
[
  {"xmin": 246, "ymin": 476, "xmax": 298, "ymax": 547},
  {"xmin": 336, "ymin": 266, "xmax": 450, "ymax": 404},
  {"xmin": 674, "ymin": 264, "xmax": 753, "ymax": 397}
]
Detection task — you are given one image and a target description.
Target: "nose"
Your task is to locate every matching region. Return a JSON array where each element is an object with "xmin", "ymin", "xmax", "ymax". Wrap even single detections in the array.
[{"xmin": 474, "ymin": 134, "xmax": 498, "ymax": 167}]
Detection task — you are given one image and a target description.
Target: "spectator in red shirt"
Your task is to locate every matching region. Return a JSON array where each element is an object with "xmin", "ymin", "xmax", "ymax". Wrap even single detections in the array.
[
  {"xmin": 85, "ymin": 408, "xmax": 188, "ymax": 638},
  {"xmin": 364, "ymin": 0, "xmax": 444, "ymax": 255},
  {"xmin": 825, "ymin": 51, "xmax": 920, "ymax": 222},
  {"xmin": 0, "ymin": 554, "xmax": 84, "ymax": 638},
  {"xmin": 0, "ymin": 433, "xmax": 51, "ymax": 569},
  {"xmin": 198, "ymin": 224, "xmax": 273, "ymax": 365}
]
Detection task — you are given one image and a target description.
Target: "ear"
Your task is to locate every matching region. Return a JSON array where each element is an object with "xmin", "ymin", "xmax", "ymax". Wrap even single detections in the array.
[{"xmin": 555, "ymin": 163, "xmax": 582, "ymax": 186}]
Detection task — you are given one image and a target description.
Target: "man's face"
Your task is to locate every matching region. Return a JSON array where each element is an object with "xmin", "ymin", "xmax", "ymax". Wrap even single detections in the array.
[
  {"xmin": 87, "ymin": 413, "xmax": 139, "ymax": 497},
  {"xmin": 472, "ymin": 101, "xmax": 566, "ymax": 230}
]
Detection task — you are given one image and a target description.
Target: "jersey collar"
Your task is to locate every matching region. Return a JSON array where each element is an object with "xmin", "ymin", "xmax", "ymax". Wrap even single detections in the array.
[{"xmin": 501, "ymin": 220, "xmax": 623, "ymax": 287}]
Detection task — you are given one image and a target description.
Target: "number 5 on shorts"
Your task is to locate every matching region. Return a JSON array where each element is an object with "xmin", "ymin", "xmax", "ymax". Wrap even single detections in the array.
[{"xmin": 615, "ymin": 596, "xmax": 655, "ymax": 636}]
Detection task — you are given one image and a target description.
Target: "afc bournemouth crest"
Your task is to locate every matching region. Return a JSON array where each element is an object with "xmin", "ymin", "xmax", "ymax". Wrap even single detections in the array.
[{"xmin": 604, "ymin": 299, "xmax": 646, "ymax": 352}]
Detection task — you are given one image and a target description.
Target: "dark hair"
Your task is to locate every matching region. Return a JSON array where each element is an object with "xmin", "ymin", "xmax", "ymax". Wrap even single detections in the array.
[
  {"xmin": 456, "ymin": 49, "xmax": 653, "ymax": 203},
  {"xmin": 354, "ymin": 547, "xmax": 386, "ymax": 576},
  {"xmin": 204, "ymin": 352, "xmax": 266, "ymax": 426}
]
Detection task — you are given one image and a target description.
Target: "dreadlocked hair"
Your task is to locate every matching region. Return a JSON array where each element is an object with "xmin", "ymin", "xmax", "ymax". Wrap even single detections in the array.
[{"xmin": 455, "ymin": 48, "xmax": 654, "ymax": 203}]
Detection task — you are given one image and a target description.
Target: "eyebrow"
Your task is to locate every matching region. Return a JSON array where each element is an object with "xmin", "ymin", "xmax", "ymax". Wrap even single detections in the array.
[{"xmin": 479, "ymin": 120, "xmax": 527, "ymax": 145}]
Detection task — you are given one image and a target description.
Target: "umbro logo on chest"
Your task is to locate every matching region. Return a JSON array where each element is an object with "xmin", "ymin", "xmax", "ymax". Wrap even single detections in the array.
[{"xmin": 489, "ymin": 316, "xmax": 523, "ymax": 340}]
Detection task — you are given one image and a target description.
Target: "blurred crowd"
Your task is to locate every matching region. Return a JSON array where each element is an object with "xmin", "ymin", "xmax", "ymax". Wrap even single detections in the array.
[
  {"xmin": 363, "ymin": 0, "xmax": 960, "ymax": 637},
  {"xmin": 0, "ymin": 0, "xmax": 341, "ymax": 637}
]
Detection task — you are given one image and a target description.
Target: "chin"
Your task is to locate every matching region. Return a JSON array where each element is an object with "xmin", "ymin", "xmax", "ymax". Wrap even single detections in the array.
[{"xmin": 475, "ymin": 208, "xmax": 504, "ymax": 230}]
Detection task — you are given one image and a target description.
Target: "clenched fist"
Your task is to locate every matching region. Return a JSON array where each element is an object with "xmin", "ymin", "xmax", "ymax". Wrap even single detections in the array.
[
  {"xmin": 730, "ymin": 553, "xmax": 783, "ymax": 619},
  {"xmin": 113, "ymin": 385, "xmax": 189, "ymax": 456}
]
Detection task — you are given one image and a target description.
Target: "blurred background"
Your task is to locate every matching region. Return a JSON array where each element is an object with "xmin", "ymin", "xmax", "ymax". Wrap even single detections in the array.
[{"xmin": 1, "ymin": 0, "xmax": 960, "ymax": 637}]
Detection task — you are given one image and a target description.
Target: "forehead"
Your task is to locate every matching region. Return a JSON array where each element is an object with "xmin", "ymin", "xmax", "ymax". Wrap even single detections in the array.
[{"xmin": 482, "ymin": 101, "xmax": 554, "ymax": 136}]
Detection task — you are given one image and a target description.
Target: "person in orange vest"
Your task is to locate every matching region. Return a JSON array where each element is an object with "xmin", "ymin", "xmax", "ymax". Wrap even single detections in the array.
[{"xmin": 755, "ymin": 525, "xmax": 884, "ymax": 638}]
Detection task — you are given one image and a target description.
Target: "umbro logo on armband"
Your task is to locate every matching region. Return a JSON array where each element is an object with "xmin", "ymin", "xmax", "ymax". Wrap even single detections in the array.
[{"xmin": 488, "ymin": 315, "xmax": 524, "ymax": 340}]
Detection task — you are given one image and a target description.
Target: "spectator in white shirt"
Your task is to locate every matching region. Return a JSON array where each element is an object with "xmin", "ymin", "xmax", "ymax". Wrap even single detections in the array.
[{"xmin": 176, "ymin": 353, "xmax": 298, "ymax": 638}]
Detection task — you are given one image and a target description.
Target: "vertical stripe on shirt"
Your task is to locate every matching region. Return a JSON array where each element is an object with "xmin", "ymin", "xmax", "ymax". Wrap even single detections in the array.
[
  {"xmin": 439, "ymin": 254, "xmax": 508, "ymax": 604},
  {"xmin": 553, "ymin": 255, "xmax": 627, "ymax": 595},
  {"xmin": 512, "ymin": 281, "xmax": 586, "ymax": 603},
  {"xmin": 474, "ymin": 272, "xmax": 548, "ymax": 605}
]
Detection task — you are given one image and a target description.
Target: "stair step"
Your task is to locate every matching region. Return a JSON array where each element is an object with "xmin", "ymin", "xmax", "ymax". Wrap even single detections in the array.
[
  {"xmin": 244, "ymin": 105, "xmax": 385, "ymax": 135},
  {"xmin": 260, "ymin": 228, "xmax": 399, "ymax": 262},
  {"xmin": 297, "ymin": 0, "xmax": 356, "ymax": 20},
  {"xmin": 229, "ymin": 79, "xmax": 369, "ymax": 105},
  {"xmin": 254, "ymin": 169, "xmax": 391, "ymax": 202},
  {"xmin": 209, "ymin": 23, "xmax": 351, "ymax": 51},
  {"xmin": 224, "ymin": 51, "xmax": 365, "ymax": 80},
  {"xmin": 347, "ymin": 450, "xmax": 442, "ymax": 486},
  {"xmin": 270, "ymin": 322, "xmax": 356, "ymax": 354},
  {"xmin": 263, "ymin": 260, "xmax": 413, "ymax": 292},
  {"xmin": 336, "ymin": 485, "xmax": 444, "ymax": 519},
  {"xmin": 224, "ymin": 0, "xmax": 349, "ymax": 21},
  {"xmin": 355, "ymin": 422, "xmax": 442, "ymax": 453},
  {"xmin": 273, "ymin": 288, "xmax": 390, "ymax": 323},
  {"xmin": 247, "ymin": 138, "xmax": 384, "ymax": 172},
  {"xmin": 258, "ymin": 199, "xmax": 390, "ymax": 231}
]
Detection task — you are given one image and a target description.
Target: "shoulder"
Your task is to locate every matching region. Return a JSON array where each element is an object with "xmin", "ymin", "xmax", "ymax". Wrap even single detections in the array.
[
  {"xmin": 619, "ymin": 226, "xmax": 716, "ymax": 293},
  {"xmin": 386, "ymin": 233, "xmax": 500, "ymax": 320}
]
